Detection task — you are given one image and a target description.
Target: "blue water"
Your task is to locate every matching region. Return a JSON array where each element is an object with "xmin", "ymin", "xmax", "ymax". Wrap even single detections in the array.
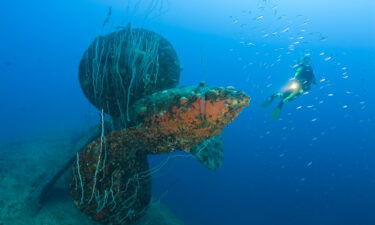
[{"xmin": 1, "ymin": 0, "xmax": 374, "ymax": 224}]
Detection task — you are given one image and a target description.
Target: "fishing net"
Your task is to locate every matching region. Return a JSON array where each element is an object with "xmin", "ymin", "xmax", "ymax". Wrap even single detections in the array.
[{"xmin": 79, "ymin": 26, "xmax": 180, "ymax": 127}]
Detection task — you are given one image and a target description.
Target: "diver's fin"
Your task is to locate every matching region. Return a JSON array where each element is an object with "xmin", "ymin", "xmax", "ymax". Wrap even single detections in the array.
[
  {"xmin": 271, "ymin": 107, "xmax": 282, "ymax": 120},
  {"xmin": 261, "ymin": 94, "xmax": 278, "ymax": 108},
  {"xmin": 261, "ymin": 100, "xmax": 272, "ymax": 108}
]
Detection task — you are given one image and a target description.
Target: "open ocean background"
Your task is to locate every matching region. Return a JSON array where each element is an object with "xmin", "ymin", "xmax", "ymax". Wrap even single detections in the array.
[{"xmin": 1, "ymin": 0, "xmax": 374, "ymax": 224}]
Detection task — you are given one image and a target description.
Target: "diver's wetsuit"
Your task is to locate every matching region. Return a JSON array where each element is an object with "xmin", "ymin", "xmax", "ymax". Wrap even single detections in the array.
[
  {"xmin": 262, "ymin": 62, "xmax": 316, "ymax": 119},
  {"xmin": 294, "ymin": 64, "xmax": 316, "ymax": 92}
]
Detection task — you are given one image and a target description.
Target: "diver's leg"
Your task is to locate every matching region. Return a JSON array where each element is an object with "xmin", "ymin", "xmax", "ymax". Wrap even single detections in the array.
[
  {"xmin": 262, "ymin": 93, "xmax": 282, "ymax": 108},
  {"xmin": 282, "ymin": 91, "xmax": 300, "ymax": 104},
  {"xmin": 271, "ymin": 101, "xmax": 284, "ymax": 120}
]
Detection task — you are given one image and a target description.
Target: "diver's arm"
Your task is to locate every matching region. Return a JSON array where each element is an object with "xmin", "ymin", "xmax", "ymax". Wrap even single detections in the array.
[{"xmin": 294, "ymin": 67, "xmax": 303, "ymax": 79}]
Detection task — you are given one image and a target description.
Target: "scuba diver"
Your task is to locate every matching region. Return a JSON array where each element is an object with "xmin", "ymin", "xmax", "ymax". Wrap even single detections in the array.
[{"xmin": 262, "ymin": 55, "xmax": 316, "ymax": 120}]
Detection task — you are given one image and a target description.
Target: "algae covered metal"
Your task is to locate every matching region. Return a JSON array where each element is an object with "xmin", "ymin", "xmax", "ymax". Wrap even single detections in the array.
[
  {"xmin": 72, "ymin": 26, "xmax": 250, "ymax": 225},
  {"xmin": 79, "ymin": 25, "xmax": 181, "ymax": 126},
  {"xmin": 70, "ymin": 85, "xmax": 250, "ymax": 224}
]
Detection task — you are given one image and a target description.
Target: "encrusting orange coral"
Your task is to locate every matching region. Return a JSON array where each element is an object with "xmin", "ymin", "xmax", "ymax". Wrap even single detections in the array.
[{"xmin": 70, "ymin": 85, "xmax": 250, "ymax": 225}]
